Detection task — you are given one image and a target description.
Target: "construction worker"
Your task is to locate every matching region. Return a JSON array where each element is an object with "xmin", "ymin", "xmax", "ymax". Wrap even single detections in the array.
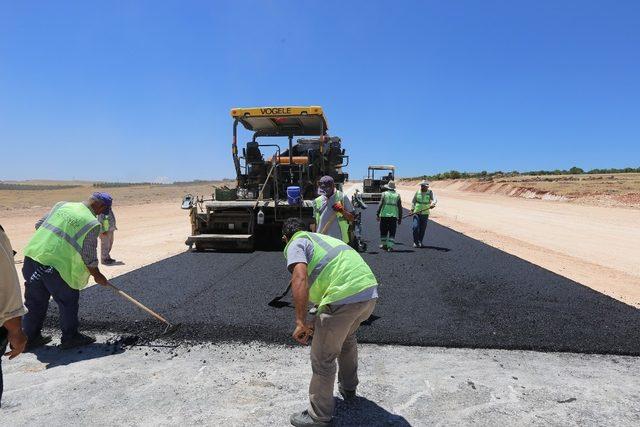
[
  {"xmin": 282, "ymin": 218, "xmax": 378, "ymax": 427},
  {"xmin": 98, "ymin": 207, "xmax": 118, "ymax": 265},
  {"xmin": 22, "ymin": 193, "xmax": 113, "ymax": 350},
  {"xmin": 376, "ymin": 180, "xmax": 402, "ymax": 251},
  {"xmin": 0, "ymin": 225, "xmax": 28, "ymax": 407},
  {"xmin": 312, "ymin": 175, "xmax": 354, "ymax": 243},
  {"xmin": 411, "ymin": 181, "xmax": 437, "ymax": 248}
]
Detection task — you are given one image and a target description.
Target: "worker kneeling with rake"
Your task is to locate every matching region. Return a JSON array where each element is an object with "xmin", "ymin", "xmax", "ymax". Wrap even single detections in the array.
[{"xmin": 282, "ymin": 218, "xmax": 379, "ymax": 427}]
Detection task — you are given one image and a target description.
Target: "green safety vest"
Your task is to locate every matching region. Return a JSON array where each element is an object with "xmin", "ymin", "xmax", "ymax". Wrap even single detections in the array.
[
  {"xmin": 413, "ymin": 191, "xmax": 431, "ymax": 214},
  {"xmin": 314, "ymin": 190, "xmax": 350, "ymax": 243},
  {"xmin": 24, "ymin": 202, "xmax": 101, "ymax": 290},
  {"xmin": 284, "ymin": 231, "xmax": 377, "ymax": 310},
  {"xmin": 379, "ymin": 191, "xmax": 400, "ymax": 218},
  {"xmin": 101, "ymin": 216, "xmax": 110, "ymax": 232}
]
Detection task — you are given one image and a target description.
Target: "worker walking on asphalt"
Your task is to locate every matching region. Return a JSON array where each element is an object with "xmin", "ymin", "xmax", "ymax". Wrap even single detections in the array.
[
  {"xmin": 376, "ymin": 180, "xmax": 402, "ymax": 251},
  {"xmin": 282, "ymin": 218, "xmax": 378, "ymax": 427},
  {"xmin": 0, "ymin": 225, "xmax": 28, "ymax": 407},
  {"xmin": 22, "ymin": 193, "xmax": 114, "ymax": 350},
  {"xmin": 313, "ymin": 175, "xmax": 354, "ymax": 243},
  {"xmin": 98, "ymin": 207, "xmax": 118, "ymax": 265},
  {"xmin": 411, "ymin": 181, "xmax": 437, "ymax": 248}
]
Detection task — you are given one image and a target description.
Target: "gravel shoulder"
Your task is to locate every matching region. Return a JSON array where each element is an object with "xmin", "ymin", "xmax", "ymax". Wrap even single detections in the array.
[{"xmin": 3, "ymin": 336, "xmax": 639, "ymax": 426}]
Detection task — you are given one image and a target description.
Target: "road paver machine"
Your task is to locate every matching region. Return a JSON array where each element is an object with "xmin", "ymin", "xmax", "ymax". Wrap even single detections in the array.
[
  {"xmin": 182, "ymin": 106, "xmax": 349, "ymax": 251},
  {"xmin": 361, "ymin": 165, "xmax": 396, "ymax": 203}
]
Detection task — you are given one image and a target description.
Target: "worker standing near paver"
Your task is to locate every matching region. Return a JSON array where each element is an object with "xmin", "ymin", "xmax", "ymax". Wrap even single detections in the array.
[
  {"xmin": 376, "ymin": 180, "xmax": 402, "ymax": 251},
  {"xmin": 312, "ymin": 175, "xmax": 354, "ymax": 243},
  {"xmin": 411, "ymin": 181, "xmax": 437, "ymax": 248},
  {"xmin": 21, "ymin": 193, "xmax": 114, "ymax": 350},
  {"xmin": 0, "ymin": 225, "xmax": 28, "ymax": 407},
  {"xmin": 282, "ymin": 218, "xmax": 378, "ymax": 427},
  {"xmin": 97, "ymin": 207, "xmax": 118, "ymax": 265}
]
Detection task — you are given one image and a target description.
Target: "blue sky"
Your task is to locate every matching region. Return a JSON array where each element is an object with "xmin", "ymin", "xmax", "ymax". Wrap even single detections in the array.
[{"xmin": 1, "ymin": 1, "xmax": 639, "ymax": 182}]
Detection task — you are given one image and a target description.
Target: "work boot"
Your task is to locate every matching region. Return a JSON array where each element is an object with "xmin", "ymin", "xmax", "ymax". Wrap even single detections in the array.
[
  {"xmin": 412, "ymin": 243, "xmax": 418, "ymax": 248},
  {"xmin": 338, "ymin": 385, "xmax": 357, "ymax": 402},
  {"xmin": 102, "ymin": 258, "xmax": 117, "ymax": 265},
  {"xmin": 60, "ymin": 332, "xmax": 96, "ymax": 350},
  {"xmin": 25, "ymin": 334, "xmax": 53, "ymax": 352},
  {"xmin": 290, "ymin": 410, "xmax": 331, "ymax": 427},
  {"xmin": 379, "ymin": 244, "xmax": 386, "ymax": 250},
  {"xmin": 387, "ymin": 246, "xmax": 393, "ymax": 252}
]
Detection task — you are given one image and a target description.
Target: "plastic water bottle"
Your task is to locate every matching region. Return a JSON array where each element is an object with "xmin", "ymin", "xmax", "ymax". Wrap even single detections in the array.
[{"xmin": 257, "ymin": 209, "xmax": 265, "ymax": 225}]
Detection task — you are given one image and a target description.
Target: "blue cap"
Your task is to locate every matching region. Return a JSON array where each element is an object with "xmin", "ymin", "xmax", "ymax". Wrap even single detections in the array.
[{"xmin": 92, "ymin": 192, "xmax": 113, "ymax": 214}]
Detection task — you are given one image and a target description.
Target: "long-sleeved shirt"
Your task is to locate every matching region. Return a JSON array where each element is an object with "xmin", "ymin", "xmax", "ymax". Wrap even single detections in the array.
[
  {"xmin": 0, "ymin": 225, "xmax": 28, "ymax": 326},
  {"xmin": 411, "ymin": 189, "xmax": 437, "ymax": 211},
  {"xmin": 376, "ymin": 190, "xmax": 403, "ymax": 218},
  {"xmin": 35, "ymin": 203, "xmax": 100, "ymax": 268}
]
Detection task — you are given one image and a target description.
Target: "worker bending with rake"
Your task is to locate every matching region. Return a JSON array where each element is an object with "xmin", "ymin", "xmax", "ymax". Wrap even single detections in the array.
[
  {"xmin": 282, "ymin": 218, "xmax": 378, "ymax": 427},
  {"xmin": 376, "ymin": 180, "xmax": 402, "ymax": 251},
  {"xmin": 312, "ymin": 175, "xmax": 354, "ymax": 243},
  {"xmin": 411, "ymin": 181, "xmax": 437, "ymax": 247},
  {"xmin": 21, "ymin": 193, "xmax": 114, "ymax": 350}
]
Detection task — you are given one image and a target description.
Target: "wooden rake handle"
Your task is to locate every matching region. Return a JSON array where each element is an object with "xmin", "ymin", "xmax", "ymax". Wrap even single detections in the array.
[{"xmin": 106, "ymin": 283, "xmax": 171, "ymax": 326}]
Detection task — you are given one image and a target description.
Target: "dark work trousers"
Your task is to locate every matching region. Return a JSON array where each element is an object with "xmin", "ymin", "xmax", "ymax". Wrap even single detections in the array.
[
  {"xmin": 0, "ymin": 327, "xmax": 6, "ymax": 406},
  {"xmin": 22, "ymin": 257, "xmax": 80, "ymax": 342},
  {"xmin": 412, "ymin": 214, "xmax": 429, "ymax": 245},
  {"xmin": 379, "ymin": 217, "xmax": 398, "ymax": 248}
]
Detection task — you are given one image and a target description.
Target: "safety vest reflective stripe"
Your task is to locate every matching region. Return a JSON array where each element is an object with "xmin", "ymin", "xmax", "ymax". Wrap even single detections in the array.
[
  {"xmin": 40, "ymin": 222, "xmax": 84, "ymax": 253},
  {"xmin": 24, "ymin": 202, "xmax": 101, "ymax": 289},
  {"xmin": 76, "ymin": 219, "xmax": 101, "ymax": 240},
  {"xmin": 306, "ymin": 233, "xmax": 351, "ymax": 285},
  {"xmin": 284, "ymin": 231, "xmax": 377, "ymax": 308},
  {"xmin": 40, "ymin": 205, "xmax": 99, "ymax": 255},
  {"xmin": 380, "ymin": 191, "xmax": 400, "ymax": 217},
  {"xmin": 413, "ymin": 191, "xmax": 431, "ymax": 214}
]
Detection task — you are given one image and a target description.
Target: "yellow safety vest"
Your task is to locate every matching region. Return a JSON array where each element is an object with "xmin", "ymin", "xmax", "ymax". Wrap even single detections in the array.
[
  {"xmin": 24, "ymin": 202, "xmax": 100, "ymax": 289},
  {"xmin": 284, "ymin": 231, "xmax": 377, "ymax": 310}
]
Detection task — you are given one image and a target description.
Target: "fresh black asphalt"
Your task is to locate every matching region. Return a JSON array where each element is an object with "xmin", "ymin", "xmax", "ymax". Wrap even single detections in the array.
[{"xmin": 48, "ymin": 206, "xmax": 640, "ymax": 355}]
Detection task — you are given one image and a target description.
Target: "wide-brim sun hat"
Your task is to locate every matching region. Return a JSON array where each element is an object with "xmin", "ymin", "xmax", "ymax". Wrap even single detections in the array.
[
  {"xmin": 383, "ymin": 180, "xmax": 396, "ymax": 190},
  {"xmin": 419, "ymin": 180, "xmax": 430, "ymax": 187}
]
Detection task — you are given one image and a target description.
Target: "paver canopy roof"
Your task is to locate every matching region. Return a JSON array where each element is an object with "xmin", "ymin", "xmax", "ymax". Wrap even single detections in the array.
[{"xmin": 230, "ymin": 106, "xmax": 327, "ymax": 136}]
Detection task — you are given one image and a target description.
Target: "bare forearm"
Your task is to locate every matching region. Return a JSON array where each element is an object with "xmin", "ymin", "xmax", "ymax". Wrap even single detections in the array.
[
  {"xmin": 2, "ymin": 316, "xmax": 22, "ymax": 333},
  {"xmin": 291, "ymin": 266, "xmax": 309, "ymax": 325},
  {"xmin": 87, "ymin": 266, "xmax": 109, "ymax": 286}
]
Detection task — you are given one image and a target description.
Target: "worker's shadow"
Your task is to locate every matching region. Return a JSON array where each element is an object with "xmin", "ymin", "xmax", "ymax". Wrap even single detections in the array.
[
  {"xmin": 30, "ymin": 343, "xmax": 126, "ymax": 369},
  {"xmin": 419, "ymin": 245, "xmax": 450, "ymax": 252},
  {"xmin": 333, "ymin": 396, "xmax": 411, "ymax": 426}
]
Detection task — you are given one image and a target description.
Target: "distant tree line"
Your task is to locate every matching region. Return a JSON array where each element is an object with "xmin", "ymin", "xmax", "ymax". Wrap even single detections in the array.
[
  {"xmin": 93, "ymin": 179, "xmax": 221, "ymax": 188},
  {"xmin": 93, "ymin": 182, "xmax": 162, "ymax": 188},
  {"xmin": 404, "ymin": 166, "xmax": 640, "ymax": 181},
  {"xmin": 0, "ymin": 183, "xmax": 82, "ymax": 191}
]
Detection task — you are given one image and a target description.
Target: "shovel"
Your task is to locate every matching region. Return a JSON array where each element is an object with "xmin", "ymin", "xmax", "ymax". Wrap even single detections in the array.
[{"xmin": 268, "ymin": 281, "xmax": 292, "ymax": 308}]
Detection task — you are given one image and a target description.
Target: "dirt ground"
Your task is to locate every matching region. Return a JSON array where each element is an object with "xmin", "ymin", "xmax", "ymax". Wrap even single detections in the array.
[{"xmin": 404, "ymin": 173, "xmax": 640, "ymax": 208}]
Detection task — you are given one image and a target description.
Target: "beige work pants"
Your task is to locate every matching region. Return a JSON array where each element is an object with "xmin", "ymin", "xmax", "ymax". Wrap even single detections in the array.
[
  {"xmin": 99, "ymin": 230, "xmax": 115, "ymax": 262},
  {"xmin": 308, "ymin": 298, "xmax": 377, "ymax": 422}
]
